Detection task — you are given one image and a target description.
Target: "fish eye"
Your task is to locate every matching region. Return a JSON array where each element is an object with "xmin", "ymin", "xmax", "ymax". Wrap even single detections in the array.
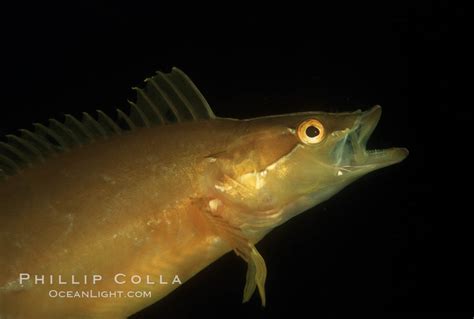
[{"xmin": 297, "ymin": 119, "xmax": 325, "ymax": 144}]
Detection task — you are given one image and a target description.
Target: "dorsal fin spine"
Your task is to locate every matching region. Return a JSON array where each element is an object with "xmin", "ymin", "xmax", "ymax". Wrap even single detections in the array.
[
  {"xmin": 64, "ymin": 114, "xmax": 93, "ymax": 142},
  {"xmin": 147, "ymin": 77, "xmax": 183, "ymax": 122},
  {"xmin": 0, "ymin": 154, "xmax": 21, "ymax": 171},
  {"xmin": 133, "ymin": 87, "xmax": 167, "ymax": 124},
  {"xmin": 116, "ymin": 109, "xmax": 136, "ymax": 130},
  {"xmin": 160, "ymin": 72, "xmax": 198, "ymax": 120},
  {"xmin": 49, "ymin": 119, "xmax": 82, "ymax": 146},
  {"xmin": 33, "ymin": 123, "xmax": 68, "ymax": 150},
  {"xmin": 97, "ymin": 110, "xmax": 122, "ymax": 134},
  {"xmin": 172, "ymin": 67, "xmax": 215, "ymax": 118},
  {"xmin": 6, "ymin": 135, "xmax": 44, "ymax": 162},
  {"xmin": 82, "ymin": 112, "xmax": 107, "ymax": 138},
  {"xmin": 0, "ymin": 142, "xmax": 30, "ymax": 165},
  {"xmin": 128, "ymin": 101, "xmax": 151, "ymax": 128},
  {"xmin": 19, "ymin": 129, "xmax": 54, "ymax": 153},
  {"xmin": 131, "ymin": 87, "xmax": 165, "ymax": 124}
]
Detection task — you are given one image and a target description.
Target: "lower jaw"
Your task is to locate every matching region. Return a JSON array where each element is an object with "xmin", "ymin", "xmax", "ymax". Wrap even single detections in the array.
[{"xmin": 354, "ymin": 147, "xmax": 409, "ymax": 168}]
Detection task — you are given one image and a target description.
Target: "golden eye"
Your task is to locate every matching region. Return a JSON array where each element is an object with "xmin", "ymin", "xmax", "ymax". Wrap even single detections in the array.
[{"xmin": 297, "ymin": 119, "xmax": 325, "ymax": 144}]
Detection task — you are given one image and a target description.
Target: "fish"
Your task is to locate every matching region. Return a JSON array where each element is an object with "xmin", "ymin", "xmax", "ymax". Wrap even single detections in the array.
[{"xmin": 0, "ymin": 67, "xmax": 408, "ymax": 318}]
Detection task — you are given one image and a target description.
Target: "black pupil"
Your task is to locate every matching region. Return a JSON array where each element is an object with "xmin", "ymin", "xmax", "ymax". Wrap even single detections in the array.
[{"xmin": 305, "ymin": 125, "xmax": 320, "ymax": 138}]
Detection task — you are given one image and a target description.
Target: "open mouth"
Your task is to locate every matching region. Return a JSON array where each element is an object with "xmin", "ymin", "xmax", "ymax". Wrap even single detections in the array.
[{"xmin": 338, "ymin": 105, "xmax": 408, "ymax": 169}]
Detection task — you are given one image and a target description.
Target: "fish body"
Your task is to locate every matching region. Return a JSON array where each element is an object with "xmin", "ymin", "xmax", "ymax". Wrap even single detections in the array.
[{"xmin": 0, "ymin": 68, "xmax": 408, "ymax": 318}]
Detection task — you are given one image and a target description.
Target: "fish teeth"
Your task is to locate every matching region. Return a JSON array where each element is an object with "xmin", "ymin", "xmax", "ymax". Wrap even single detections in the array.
[{"xmin": 366, "ymin": 149, "xmax": 386, "ymax": 155}]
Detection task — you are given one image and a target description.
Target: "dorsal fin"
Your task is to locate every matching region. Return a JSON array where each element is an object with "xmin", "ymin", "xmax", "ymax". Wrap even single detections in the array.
[{"xmin": 0, "ymin": 67, "xmax": 215, "ymax": 179}]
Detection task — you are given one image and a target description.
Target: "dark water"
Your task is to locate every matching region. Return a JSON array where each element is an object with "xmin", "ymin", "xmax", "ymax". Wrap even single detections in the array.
[{"xmin": 0, "ymin": 2, "xmax": 469, "ymax": 319}]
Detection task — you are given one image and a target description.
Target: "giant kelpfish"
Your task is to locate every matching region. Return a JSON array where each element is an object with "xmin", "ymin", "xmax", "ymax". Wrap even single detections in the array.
[{"xmin": 0, "ymin": 68, "xmax": 408, "ymax": 318}]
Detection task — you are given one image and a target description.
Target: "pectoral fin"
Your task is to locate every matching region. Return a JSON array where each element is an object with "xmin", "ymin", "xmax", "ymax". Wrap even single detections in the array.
[
  {"xmin": 241, "ymin": 244, "xmax": 267, "ymax": 305},
  {"xmin": 206, "ymin": 211, "xmax": 267, "ymax": 306}
]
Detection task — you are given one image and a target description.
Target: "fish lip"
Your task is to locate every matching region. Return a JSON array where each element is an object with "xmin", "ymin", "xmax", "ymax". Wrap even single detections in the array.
[{"xmin": 350, "ymin": 105, "xmax": 408, "ymax": 168}]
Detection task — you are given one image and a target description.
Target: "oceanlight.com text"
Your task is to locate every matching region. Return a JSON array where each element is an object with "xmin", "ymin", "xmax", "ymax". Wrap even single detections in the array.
[{"xmin": 48, "ymin": 289, "xmax": 152, "ymax": 299}]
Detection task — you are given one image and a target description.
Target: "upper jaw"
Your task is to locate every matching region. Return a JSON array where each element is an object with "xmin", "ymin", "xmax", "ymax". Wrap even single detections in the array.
[{"xmin": 347, "ymin": 105, "xmax": 408, "ymax": 170}]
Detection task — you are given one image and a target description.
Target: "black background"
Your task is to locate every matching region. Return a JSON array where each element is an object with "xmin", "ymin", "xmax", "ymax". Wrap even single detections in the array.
[{"xmin": 0, "ymin": 2, "xmax": 470, "ymax": 318}]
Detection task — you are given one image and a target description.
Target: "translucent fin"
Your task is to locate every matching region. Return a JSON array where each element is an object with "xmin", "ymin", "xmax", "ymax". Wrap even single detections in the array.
[
  {"xmin": 0, "ymin": 153, "xmax": 22, "ymax": 172},
  {"xmin": 49, "ymin": 119, "xmax": 82, "ymax": 146},
  {"xmin": 0, "ymin": 141, "xmax": 31, "ymax": 166},
  {"xmin": 207, "ymin": 211, "xmax": 267, "ymax": 306},
  {"xmin": 19, "ymin": 129, "xmax": 54, "ymax": 154},
  {"xmin": 33, "ymin": 123, "xmax": 68, "ymax": 150},
  {"xmin": 82, "ymin": 112, "xmax": 107, "ymax": 139},
  {"xmin": 138, "ymin": 67, "xmax": 216, "ymax": 123},
  {"xmin": 169, "ymin": 67, "xmax": 215, "ymax": 119},
  {"xmin": 6, "ymin": 135, "xmax": 44, "ymax": 162},
  {"xmin": 97, "ymin": 110, "xmax": 122, "ymax": 135},
  {"xmin": 0, "ymin": 68, "xmax": 215, "ymax": 178},
  {"xmin": 64, "ymin": 114, "xmax": 93, "ymax": 144},
  {"xmin": 242, "ymin": 245, "xmax": 267, "ymax": 306},
  {"xmin": 128, "ymin": 100, "xmax": 151, "ymax": 128},
  {"xmin": 116, "ymin": 109, "xmax": 136, "ymax": 130}
]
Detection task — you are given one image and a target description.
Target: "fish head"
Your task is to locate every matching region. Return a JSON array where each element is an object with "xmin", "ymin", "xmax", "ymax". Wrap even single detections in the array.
[{"xmin": 207, "ymin": 106, "xmax": 408, "ymax": 232}]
